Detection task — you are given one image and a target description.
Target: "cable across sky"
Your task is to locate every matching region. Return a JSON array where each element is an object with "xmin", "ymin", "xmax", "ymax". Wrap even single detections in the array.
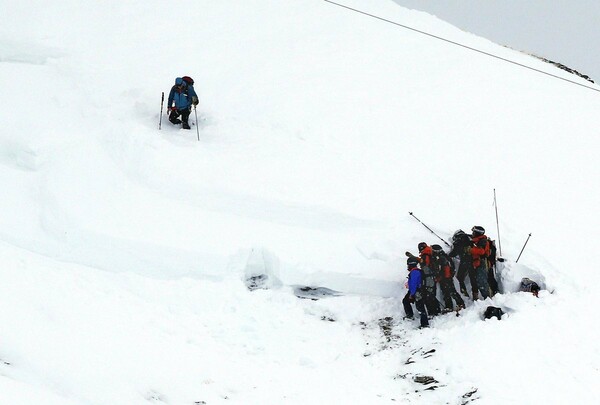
[{"xmin": 323, "ymin": 0, "xmax": 600, "ymax": 94}]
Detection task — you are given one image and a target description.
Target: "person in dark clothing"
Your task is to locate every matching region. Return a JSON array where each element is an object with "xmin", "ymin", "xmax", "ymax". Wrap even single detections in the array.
[
  {"xmin": 406, "ymin": 242, "xmax": 441, "ymax": 316},
  {"xmin": 402, "ymin": 257, "xmax": 429, "ymax": 328},
  {"xmin": 449, "ymin": 230, "xmax": 479, "ymax": 299},
  {"xmin": 431, "ymin": 244, "xmax": 465, "ymax": 312},
  {"xmin": 520, "ymin": 277, "xmax": 540, "ymax": 297},
  {"xmin": 487, "ymin": 239, "xmax": 500, "ymax": 296},
  {"xmin": 167, "ymin": 76, "xmax": 198, "ymax": 129}
]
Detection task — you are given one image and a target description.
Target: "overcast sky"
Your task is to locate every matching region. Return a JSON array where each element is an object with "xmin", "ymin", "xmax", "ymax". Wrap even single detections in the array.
[{"xmin": 392, "ymin": 0, "xmax": 600, "ymax": 82}]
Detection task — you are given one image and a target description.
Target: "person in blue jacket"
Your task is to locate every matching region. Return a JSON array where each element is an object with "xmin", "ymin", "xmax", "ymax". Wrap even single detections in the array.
[
  {"xmin": 167, "ymin": 76, "xmax": 198, "ymax": 129},
  {"xmin": 402, "ymin": 257, "xmax": 429, "ymax": 328}
]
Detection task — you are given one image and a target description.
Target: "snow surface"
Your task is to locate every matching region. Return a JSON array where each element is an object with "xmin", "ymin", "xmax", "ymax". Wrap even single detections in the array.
[{"xmin": 1, "ymin": 0, "xmax": 599, "ymax": 404}]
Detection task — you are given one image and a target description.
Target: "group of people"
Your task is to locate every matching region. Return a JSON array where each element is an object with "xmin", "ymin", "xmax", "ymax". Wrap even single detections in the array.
[
  {"xmin": 402, "ymin": 226, "xmax": 499, "ymax": 328},
  {"xmin": 166, "ymin": 76, "xmax": 199, "ymax": 130}
]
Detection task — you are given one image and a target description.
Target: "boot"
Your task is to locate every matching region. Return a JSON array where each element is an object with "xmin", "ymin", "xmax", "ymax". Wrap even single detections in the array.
[
  {"xmin": 169, "ymin": 110, "xmax": 182, "ymax": 124},
  {"xmin": 182, "ymin": 121, "xmax": 191, "ymax": 130},
  {"xmin": 472, "ymin": 291, "xmax": 479, "ymax": 301}
]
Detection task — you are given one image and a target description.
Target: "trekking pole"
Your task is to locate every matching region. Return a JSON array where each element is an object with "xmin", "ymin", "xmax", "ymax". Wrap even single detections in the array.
[
  {"xmin": 159, "ymin": 92, "xmax": 164, "ymax": 130},
  {"xmin": 408, "ymin": 212, "xmax": 450, "ymax": 247},
  {"xmin": 493, "ymin": 188, "xmax": 502, "ymax": 256},
  {"xmin": 516, "ymin": 233, "xmax": 532, "ymax": 263},
  {"xmin": 194, "ymin": 105, "xmax": 199, "ymax": 141}
]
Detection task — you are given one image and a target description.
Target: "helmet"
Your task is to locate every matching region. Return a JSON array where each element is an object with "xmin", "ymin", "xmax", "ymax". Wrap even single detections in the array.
[
  {"xmin": 175, "ymin": 77, "xmax": 184, "ymax": 86},
  {"xmin": 431, "ymin": 244, "xmax": 444, "ymax": 255},
  {"xmin": 452, "ymin": 229, "xmax": 466, "ymax": 241},
  {"xmin": 418, "ymin": 242, "xmax": 427, "ymax": 252},
  {"xmin": 471, "ymin": 226, "xmax": 485, "ymax": 236},
  {"xmin": 407, "ymin": 257, "xmax": 419, "ymax": 267}
]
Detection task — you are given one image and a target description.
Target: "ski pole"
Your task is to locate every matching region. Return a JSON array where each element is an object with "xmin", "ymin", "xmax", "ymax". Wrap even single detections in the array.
[
  {"xmin": 159, "ymin": 92, "xmax": 164, "ymax": 130},
  {"xmin": 194, "ymin": 105, "xmax": 199, "ymax": 141},
  {"xmin": 516, "ymin": 233, "xmax": 532, "ymax": 263},
  {"xmin": 493, "ymin": 188, "xmax": 502, "ymax": 256},
  {"xmin": 408, "ymin": 212, "xmax": 450, "ymax": 247}
]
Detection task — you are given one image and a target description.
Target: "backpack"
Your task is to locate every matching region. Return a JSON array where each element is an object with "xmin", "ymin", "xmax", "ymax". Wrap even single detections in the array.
[
  {"xmin": 420, "ymin": 265, "xmax": 436, "ymax": 290},
  {"xmin": 182, "ymin": 76, "xmax": 194, "ymax": 85},
  {"xmin": 484, "ymin": 306, "xmax": 504, "ymax": 320}
]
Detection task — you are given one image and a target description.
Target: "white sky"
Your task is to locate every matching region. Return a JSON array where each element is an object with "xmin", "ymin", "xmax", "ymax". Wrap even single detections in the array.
[{"xmin": 393, "ymin": 0, "xmax": 600, "ymax": 82}]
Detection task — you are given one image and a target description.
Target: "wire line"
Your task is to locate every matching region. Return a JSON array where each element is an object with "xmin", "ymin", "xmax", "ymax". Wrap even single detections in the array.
[{"xmin": 323, "ymin": 0, "xmax": 600, "ymax": 94}]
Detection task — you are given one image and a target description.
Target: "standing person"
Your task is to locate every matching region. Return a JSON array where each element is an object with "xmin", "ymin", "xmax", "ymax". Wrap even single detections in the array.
[
  {"xmin": 449, "ymin": 230, "xmax": 478, "ymax": 299},
  {"xmin": 406, "ymin": 242, "xmax": 440, "ymax": 316},
  {"xmin": 402, "ymin": 257, "xmax": 429, "ymax": 328},
  {"xmin": 468, "ymin": 226, "xmax": 491, "ymax": 299},
  {"xmin": 487, "ymin": 239, "xmax": 500, "ymax": 296},
  {"xmin": 167, "ymin": 76, "xmax": 198, "ymax": 130},
  {"xmin": 431, "ymin": 244, "xmax": 465, "ymax": 312}
]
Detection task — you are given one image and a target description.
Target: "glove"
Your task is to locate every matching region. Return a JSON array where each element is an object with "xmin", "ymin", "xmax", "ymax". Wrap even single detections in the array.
[
  {"xmin": 167, "ymin": 107, "xmax": 176, "ymax": 113},
  {"xmin": 405, "ymin": 251, "xmax": 413, "ymax": 258},
  {"xmin": 408, "ymin": 295, "xmax": 415, "ymax": 303},
  {"xmin": 192, "ymin": 96, "xmax": 199, "ymax": 106}
]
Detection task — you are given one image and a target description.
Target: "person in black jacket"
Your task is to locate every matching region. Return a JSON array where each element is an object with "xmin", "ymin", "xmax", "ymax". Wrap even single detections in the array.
[
  {"xmin": 431, "ymin": 244, "xmax": 465, "ymax": 312},
  {"xmin": 448, "ymin": 230, "xmax": 479, "ymax": 299}
]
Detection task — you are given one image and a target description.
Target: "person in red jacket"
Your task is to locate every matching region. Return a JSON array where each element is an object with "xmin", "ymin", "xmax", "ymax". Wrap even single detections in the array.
[{"xmin": 468, "ymin": 226, "xmax": 491, "ymax": 299}]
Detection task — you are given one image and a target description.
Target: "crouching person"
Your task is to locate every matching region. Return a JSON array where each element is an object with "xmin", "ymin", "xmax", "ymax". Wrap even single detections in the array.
[
  {"xmin": 402, "ymin": 257, "xmax": 429, "ymax": 328},
  {"xmin": 520, "ymin": 277, "xmax": 541, "ymax": 297}
]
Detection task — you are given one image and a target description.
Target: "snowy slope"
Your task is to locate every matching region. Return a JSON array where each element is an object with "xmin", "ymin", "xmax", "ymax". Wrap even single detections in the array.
[{"xmin": 1, "ymin": 0, "xmax": 599, "ymax": 404}]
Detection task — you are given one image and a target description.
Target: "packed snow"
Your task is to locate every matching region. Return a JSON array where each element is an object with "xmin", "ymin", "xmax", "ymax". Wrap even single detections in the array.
[{"xmin": 1, "ymin": 0, "xmax": 599, "ymax": 404}]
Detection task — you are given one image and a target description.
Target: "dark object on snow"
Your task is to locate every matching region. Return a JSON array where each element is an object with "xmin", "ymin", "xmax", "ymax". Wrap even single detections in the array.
[
  {"xmin": 293, "ymin": 286, "xmax": 342, "ymax": 300},
  {"xmin": 246, "ymin": 274, "xmax": 269, "ymax": 291},
  {"xmin": 483, "ymin": 306, "xmax": 504, "ymax": 320},
  {"xmin": 535, "ymin": 56, "xmax": 595, "ymax": 83},
  {"xmin": 414, "ymin": 375, "xmax": 438, "ymax": 385},
  {"xmin": 520, "ymin": 277, "xmax": 540, "ymax": 297}
]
